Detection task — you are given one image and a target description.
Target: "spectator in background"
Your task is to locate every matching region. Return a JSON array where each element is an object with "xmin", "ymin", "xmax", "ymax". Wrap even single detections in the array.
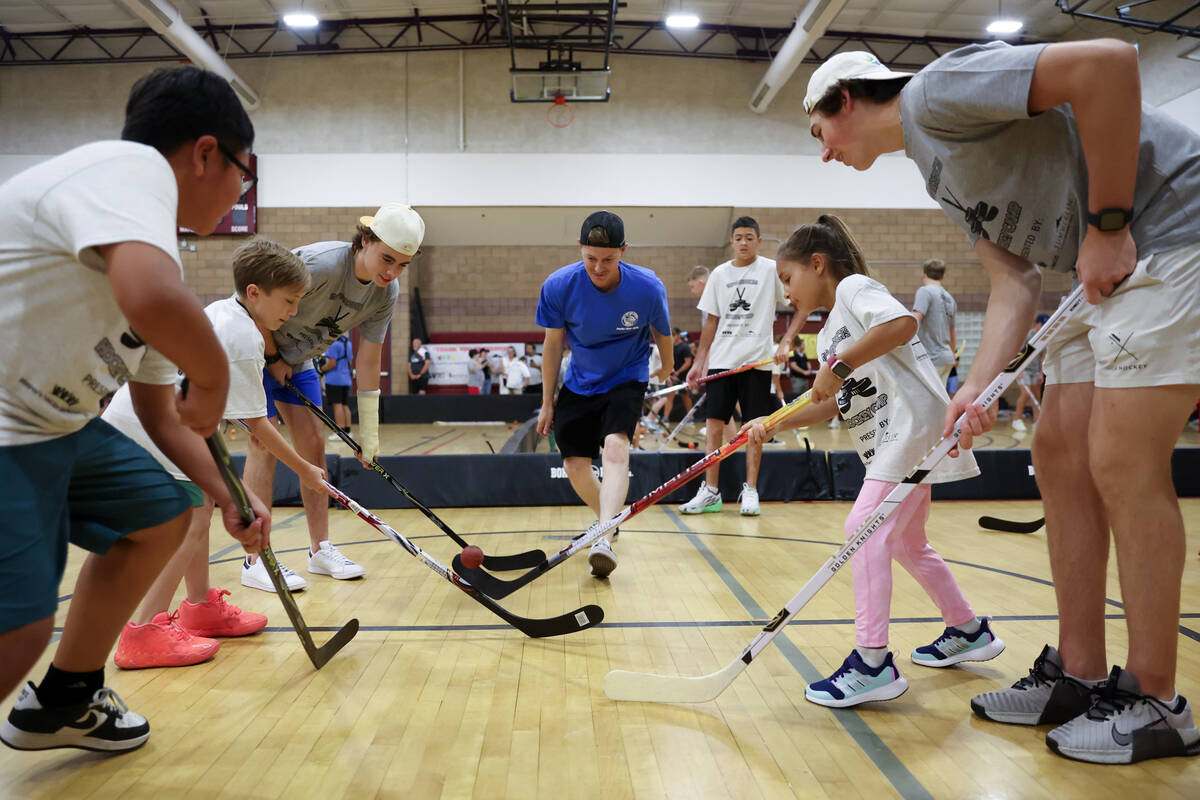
[
  {"xmin": 912, "ymin": 259, "xmax": 958, "ymax": 388},
  {"xmin": 1012, "ymin": 313, "xmax": 1049, "ymax": 432},
  {"xmin": 466, "ymin": 348, "xmax": 485, "ymax": 395},
  {"xmin": 480, "ymin": 348, "xmax": 494, "ymax": 395},
  {"xmin": 408, "ymin": 337, "xmax": 431, "ymax": 394},
  {"xmin": 499, "ymin": 346, "xmax": 528, "ymax": 395},
  {"xmin": 320, "ymin": 334, "xmax": 354, "ymax": 438},
  {"xmin": 524, "ymin": 343, "xmax": 543, "ymax": 396},
  {"xmin": 558, "ymin": 342, "xmax": 571, "ymax": 392},
  {"xmin": 687, "ymin": 265, "xmax": 710, "ymax": 328},
  {"xmin": 788, "ymin": 339, "xmax": 817, "ymax": 394}
]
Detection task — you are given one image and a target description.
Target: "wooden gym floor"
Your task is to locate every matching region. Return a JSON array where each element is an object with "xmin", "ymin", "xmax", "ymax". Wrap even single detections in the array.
[{"xmin": 3, "ymin": 495, "xmax": 1199, "ymax": 799}]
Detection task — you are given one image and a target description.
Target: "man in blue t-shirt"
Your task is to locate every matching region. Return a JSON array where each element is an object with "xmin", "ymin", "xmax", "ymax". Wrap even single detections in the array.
[
  {"xmin": 319, "ymin": 335, "xmax": 354, "ymax": 437},
  {"xmin": 536, "ymin": 211, "xmax": 673, "ymax": 578}
]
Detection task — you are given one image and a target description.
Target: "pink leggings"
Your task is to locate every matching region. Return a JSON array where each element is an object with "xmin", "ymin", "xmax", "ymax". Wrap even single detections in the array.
[{"xmin": 846, "ymin": 480, "xmax": 975, "ymax": 648}]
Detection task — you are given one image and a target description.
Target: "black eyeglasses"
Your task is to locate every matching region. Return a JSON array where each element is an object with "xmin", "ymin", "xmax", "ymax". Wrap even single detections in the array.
[{"xmin": 217, "ymin": 143, "xmax": 258, "ymax": 196}]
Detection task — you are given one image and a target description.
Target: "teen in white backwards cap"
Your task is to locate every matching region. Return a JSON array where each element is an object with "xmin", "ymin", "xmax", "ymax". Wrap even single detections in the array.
[
  {"xmin": 805, "ymin": 43, "xmax": 1200, "ymax": 764},
  {"xmin": 244, "ymin": 204, "xmax": 424, "ymax": 590}
]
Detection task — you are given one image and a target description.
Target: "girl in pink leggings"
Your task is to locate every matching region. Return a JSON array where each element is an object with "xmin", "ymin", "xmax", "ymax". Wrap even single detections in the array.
[{"xmin": 745, "ymin": 214, "xmax": 1004, "ymax": 708}]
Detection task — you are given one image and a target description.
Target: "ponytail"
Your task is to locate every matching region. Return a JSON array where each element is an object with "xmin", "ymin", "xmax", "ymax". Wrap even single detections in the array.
[{"xmin": 776, "ymin": 214, "xmax": 869, "ymax": 281}]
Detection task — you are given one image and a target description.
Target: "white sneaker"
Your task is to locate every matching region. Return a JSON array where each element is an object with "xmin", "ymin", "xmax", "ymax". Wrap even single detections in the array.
[
  {"xmin": 588, "ymin": 537, "xmax": 618, "ymax": 578},
  {"xmin": 828, "ymin": 417, "xmax": 840, "ymax": 428},
  {"xmin": 1013, "ymin": 418, "xmax": 1027, "ymax": 432},
  {"xmin": 308, "ymin": 541, "xmax": 366, "ymax": 580},
  {"xmin": 739, "ymin": 484, "xmax": 761, "ymax": 516},
  {"xmin": 241, "ymin": 556, "xmax": 307, "ymax": 593},
  {"xmin": 679, "ymin": 481, "xmax": 722, "ymax": 514}
]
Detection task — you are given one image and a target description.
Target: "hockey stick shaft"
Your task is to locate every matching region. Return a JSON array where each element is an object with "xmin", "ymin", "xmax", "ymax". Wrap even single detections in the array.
[
  {"xmin": 1019, "ymin": 382, "xmax": 1042, "ymax": 414},
  {"xmin": 647, "ymin": 352, "xmax": 792, "ymax": 398},
  {"xmin": 321, "ymin": 480, "xmax": 603, "ymax": 637},
  {"xmin": 658, "ymin": 394, "xmax": 705, "ymax": 452},
  {"xmin": 282, "ymin": 382, "xmax": 544, "ymax": 571},
  {"xmin": 203, "ymin": 428, "xmax": 358, "ymax": 669},
  {"xmin": 605, "ymin": 285, "xmax": 1086, "ymax": 702},
  {"xmin": 454, "ymin": 391, "xmax": 814, "ymax": 598}
]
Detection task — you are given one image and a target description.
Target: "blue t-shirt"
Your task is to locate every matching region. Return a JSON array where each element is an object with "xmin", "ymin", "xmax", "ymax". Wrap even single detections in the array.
[
  {"xmin": 536, "ymin": 261, "xmax": 671, "ymax": 396},
  {"xmin": 323, "ymin": 336, "xmax": 354, "ymax": 387}
]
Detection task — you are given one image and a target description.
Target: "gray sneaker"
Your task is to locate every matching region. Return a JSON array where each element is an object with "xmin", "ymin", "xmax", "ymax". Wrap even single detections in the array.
[
  {"xmin": 971, "ymin": 644, "xmax": 1099, "ymax": 725},
  {"xmin": 1046, "ymin": 665, "xmax": 1200, "ymax": 764}
]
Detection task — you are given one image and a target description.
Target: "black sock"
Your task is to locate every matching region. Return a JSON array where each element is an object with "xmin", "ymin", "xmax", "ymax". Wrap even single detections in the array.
[
  {"xmin": 36, "ymin": 664, "xmax": 104, "ymax": 708},
  {"xmin": 343, "ymin": 426, "xmax": 351, "ymax": 434}
]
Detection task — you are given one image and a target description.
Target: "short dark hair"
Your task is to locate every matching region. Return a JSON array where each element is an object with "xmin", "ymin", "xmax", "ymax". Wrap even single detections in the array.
[
  {"xmin": 923, "ymin": 259, "xmax": 946, "ymax": 280},
  {"xmin": 810, "ymin": 77, "xmax": 911, "ymax": 118},
  {"xmin": 351, "ymin": 222, "xmax": 381, "ymax": 255},
  {"xmin": 122, "ymin": 66, "xmax": 254, "ymax": 156},
  {"xmin": 731, "ymin": 216, "xmax": 761, "ymax": 236},
  {"xmin": 468, "ymin": 348, "xmax": 479, "ymax": 357}
]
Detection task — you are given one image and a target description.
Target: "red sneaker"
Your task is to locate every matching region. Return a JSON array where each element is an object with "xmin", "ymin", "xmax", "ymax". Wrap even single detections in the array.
[
  {"xmin": 177, "ymin": 587, "xmax": 268, "ymax": 637},
  {"xmin": 113, "ymin": 612, "xmax": 220, "ymax": 669}
]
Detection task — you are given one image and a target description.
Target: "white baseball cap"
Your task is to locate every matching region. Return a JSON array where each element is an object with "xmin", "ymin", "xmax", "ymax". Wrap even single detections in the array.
[
  {"xmin": 359, "ymin": 204, "xmax": 425, "ymax": 256},
  {"xmin": 803, "ymin": 52, "xmax": 912, "ymax": 115}
]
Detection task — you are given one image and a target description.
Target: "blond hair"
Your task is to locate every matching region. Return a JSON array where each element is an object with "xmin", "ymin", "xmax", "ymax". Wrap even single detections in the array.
[
  {"xmin": 232, "ymin": 238, "xmax": 309, "ymax": 297},
  {"xmin": 688, "ymin": 265, "xmax": 710, "ymax": 281}
]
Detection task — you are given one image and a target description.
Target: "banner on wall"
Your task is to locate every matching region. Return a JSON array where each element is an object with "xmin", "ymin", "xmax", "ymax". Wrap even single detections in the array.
[{"xmin": 427, "ymin": 343, "xmax": 525, "ymax": 385}]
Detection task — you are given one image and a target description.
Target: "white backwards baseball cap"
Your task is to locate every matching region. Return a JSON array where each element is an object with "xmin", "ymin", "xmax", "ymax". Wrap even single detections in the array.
[
  {"xmin": 803, "ymin": 52, "xmax": 913, "ymax": 115},
  {"xmin": 359, "ymin": 204, "xmax": 425, "ymax": 256}
]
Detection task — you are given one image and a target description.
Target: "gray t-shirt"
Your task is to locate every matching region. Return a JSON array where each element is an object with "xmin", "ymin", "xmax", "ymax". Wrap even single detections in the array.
[
  {"xmin": 913, "ymin": 284, "xmax": 956, "ymax": 366},
  {"xmin": 273, "ymin": 241, "xmax": 399, "ymax": 365},
  {"xmin": 901, "ymin": 42, "xmax": 1200, "ymax": 272}
]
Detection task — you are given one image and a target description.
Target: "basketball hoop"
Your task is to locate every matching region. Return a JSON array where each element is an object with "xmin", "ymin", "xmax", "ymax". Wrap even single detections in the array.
[{"xmin": 546, "ymin": 94, "xmax": 574, "ymax": 128}]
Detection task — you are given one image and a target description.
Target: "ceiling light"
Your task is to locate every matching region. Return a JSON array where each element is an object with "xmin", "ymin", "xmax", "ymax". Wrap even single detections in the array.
[
  {"xmin": 283, "ymin": 12, "xmax": 320, "ymax": 28},
  {"xmin": 665, "ymin": 14, "xmax": 700, "ymax": 28},
  {"xmin": 987, "ymin": 19, "xmax": 1023, "ymax": 34}
]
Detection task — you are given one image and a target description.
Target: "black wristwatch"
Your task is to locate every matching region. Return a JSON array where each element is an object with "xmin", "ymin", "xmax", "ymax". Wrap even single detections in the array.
[
  {"xmin": 264, "ymin": 353, "xmax": 282, "ymax": 365},
  {"xmin": 1086, "ymin": 207, "xmax": 1133, "ymax": 232}
]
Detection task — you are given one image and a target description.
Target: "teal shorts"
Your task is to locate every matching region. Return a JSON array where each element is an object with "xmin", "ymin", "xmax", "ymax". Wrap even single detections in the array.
[
  {"xmin": 177, "ymin": 479, "xmax": 205, "ymax": 508},
  {"xmin": 0, "ymin": 417, "xmax": 191, "ymax": 632}
]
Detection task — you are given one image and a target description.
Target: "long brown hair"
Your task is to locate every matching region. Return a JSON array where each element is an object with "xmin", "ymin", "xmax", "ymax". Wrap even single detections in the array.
[{"xmin": 776, "ymin": 214, "xmax": 869, "ymax": 281}]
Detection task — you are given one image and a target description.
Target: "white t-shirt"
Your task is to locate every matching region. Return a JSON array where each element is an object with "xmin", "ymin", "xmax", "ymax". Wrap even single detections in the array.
[
  {"xmin": 817, "ymin": 274, "xmax": 979, "ymax": 485},
  {"xmin": 697, "ymin": 257, "xmax": 785, "ymax": 371},
  {"xmin": 503, "ymin": 357, "xmax": 530, "ymax": 389},
  {"xmin": 103, "ymin": 296, "xmax": 267, "ymax": 480},
  {"xmin": 0, "ymin": 141, "xmax": 182, "ymax": 445}
]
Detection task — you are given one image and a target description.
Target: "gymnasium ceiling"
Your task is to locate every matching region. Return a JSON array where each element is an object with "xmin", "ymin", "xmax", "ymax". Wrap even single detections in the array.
[{"xmin": 0, "ymin": 1, "xmax": 1195, "ymax": 67}]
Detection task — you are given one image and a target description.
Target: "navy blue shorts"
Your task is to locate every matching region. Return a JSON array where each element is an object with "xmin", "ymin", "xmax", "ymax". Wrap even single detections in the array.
[
  {"xmin": 263, "ymin": 367, "xmax": 322, "ymax": 418},
  {"xmin": 0, "ymin": 418, "xmax": 190, "ymax": 632}
]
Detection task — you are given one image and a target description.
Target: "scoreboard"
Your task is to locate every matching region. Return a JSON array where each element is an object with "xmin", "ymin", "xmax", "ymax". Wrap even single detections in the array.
[{"xmin": 178, "ymin": 153, "xmax": 257, "ymax": 236}]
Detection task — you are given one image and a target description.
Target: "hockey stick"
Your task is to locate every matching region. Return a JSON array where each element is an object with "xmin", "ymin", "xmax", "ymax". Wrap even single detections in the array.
[
  {"xmin": 321, "ymin": 480, "xmax": 603, "ymax": 638},
  {"xmin": 646, "ymin": 352, "xmax": 793, "ymax": 398},
  {"xmin": 203, "ymin": 427, "xmax": 359, "ymax": 669},
  {"xmin": 452, "ymin": 390, "xmax": 815, "ymax": 599},
  {"xmin": 979, "ymin": 515, "xmax": 1045, "ymax": 534},
  {"xmin": 282, "ymin": 381, "xmax": 544, "ymax": 571},
  {"xmin": 1019, "ymin": 382, "xmax": 1043, "ymax": 414},
  {"xmin": 658, "ymin": 394, "xmax": 706, "ymax": 452},
  {"xmin": 603, "ymin": 285, "xmax": 1087, "ymax": 703}
]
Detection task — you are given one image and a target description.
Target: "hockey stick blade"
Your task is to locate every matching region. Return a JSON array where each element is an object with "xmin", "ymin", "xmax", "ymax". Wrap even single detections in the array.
[
  {"xmin": 203, "ymin": 427, "xmax": 358, "ymax": 669},
  {"xmin": 323, "ymin": 480, "xmax": 602, "ymax": 637},
  {"xmin": 979, "ymin": 515, "xmax": 1045, "ymax": 534},
  {"xmin": 457, "ymin": 391, "xmax": 816, "ymax": 600},
  {"xmin": 604, "ymin": 659, "xmax": 746, "ymax": 703},
  {"xmin": 282, "ymin": 382, "xmax": 545, "ymax": 571}
]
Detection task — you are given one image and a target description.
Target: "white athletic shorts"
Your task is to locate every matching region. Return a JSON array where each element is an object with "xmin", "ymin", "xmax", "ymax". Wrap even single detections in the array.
[{"xmin": 1043, "ymin": 244, "xmax": 1200, "ymax": 389}]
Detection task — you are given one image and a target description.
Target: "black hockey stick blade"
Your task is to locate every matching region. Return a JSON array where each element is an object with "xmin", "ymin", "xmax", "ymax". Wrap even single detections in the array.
[
  {"xmin": 282, "ymin": 381, "xmax": 545, "ymax": 571},
  {"xmin": 202, "ymin": 427, "xmax": 358, "ymax": 669},
  {"xmin": 979, "ymin": 515, "xmax": 1045, "ymax": 534},
  {"xmin": 467, "ymin": 589, "xmax": 603, "ymax": 638},
  {"xmin": 453, "ymin": 554, "xmax": 547, "ymax": 600}
]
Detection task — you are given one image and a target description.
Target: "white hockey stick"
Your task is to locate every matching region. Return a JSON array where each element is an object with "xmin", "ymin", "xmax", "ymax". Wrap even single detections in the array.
[{"xmin": 603, "ymin": 286, "xmax": 1085, "ymax": 703}]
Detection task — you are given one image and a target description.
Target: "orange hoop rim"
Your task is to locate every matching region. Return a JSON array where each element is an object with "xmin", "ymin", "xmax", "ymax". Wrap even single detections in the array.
[{"xmin": 546, "ymin": 95, "xmax": 574, "ymax": 128}]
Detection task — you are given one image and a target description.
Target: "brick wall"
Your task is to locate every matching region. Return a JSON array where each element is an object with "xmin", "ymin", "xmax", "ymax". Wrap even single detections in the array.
[{"xmin": 178, "ymin": 205, "xmax": 1074, "ymax": 394}]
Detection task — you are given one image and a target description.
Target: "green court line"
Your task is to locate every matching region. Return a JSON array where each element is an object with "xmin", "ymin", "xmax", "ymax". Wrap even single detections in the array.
[{"xmin": 663, "ymin": 507, "xmax": 934, "ymax": 800}]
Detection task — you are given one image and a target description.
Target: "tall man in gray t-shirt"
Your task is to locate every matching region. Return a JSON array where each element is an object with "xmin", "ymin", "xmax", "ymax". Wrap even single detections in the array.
[
  {"xmin": 804, "ymin": 42, "xmax": 1200, "ymax": 764},
  {"xmin": 911, "ymin": 259, "xmax": 957, "ymax": 386},
  {"xmin": 242, "ymin": 204, "xmax": 424, "ymax": 590}
]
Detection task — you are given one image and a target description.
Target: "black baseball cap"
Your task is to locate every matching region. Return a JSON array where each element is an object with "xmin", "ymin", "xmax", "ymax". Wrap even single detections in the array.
[{"xmin": 579, "ymin": 210, "xmax": 625, "ymax": 248}]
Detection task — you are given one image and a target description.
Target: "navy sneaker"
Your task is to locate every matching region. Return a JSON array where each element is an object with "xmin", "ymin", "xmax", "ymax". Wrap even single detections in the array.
[
  {"xmin": 805, "ymin": 650, "xmax": 909, "ymax": 708},
  {"xmin": 911, "ymin": 618, "xmax": 1006, "ymax": 668}
]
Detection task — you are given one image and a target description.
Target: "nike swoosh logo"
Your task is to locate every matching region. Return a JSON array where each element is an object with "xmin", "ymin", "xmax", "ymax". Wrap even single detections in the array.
[
  {"xmin": 66, "ymin": 712, "xmax": 100, "ymax": 732},
  {"xmin": 1111, "ymin": 721, "xmax": 1160, "ymax": 747}
]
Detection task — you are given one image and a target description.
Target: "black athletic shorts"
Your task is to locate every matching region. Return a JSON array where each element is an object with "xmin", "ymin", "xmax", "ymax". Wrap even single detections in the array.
[
  {"xmin": 326, "ymin": 384, "xmax": 350, "ymax": 406},
  {"xmin": 553, "ymin": 380, "xmax": 644, "ymax": 459},
  {"xmin": 704, "ymin": 368, "xmax": 774, "ymax": 424}
]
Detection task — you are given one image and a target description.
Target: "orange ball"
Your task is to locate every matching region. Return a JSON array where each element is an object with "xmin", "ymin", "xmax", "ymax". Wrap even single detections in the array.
[{"xmin": 461, "ymin": 545, "xmax": 485, "ymax": 570}]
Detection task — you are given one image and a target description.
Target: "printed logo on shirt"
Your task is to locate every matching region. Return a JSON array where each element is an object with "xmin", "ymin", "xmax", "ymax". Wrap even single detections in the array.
[
  {"xmin": 942, "ymin": 186, "xmax": 998, "ymax": 240},
  {"xmin": 621, "ymin": 311, "xmax": 639, "ymax": 328},
  {"xmin": 926, "ymin": 157, "xmax": 943, "ymax": 196},
  {"xmin": 729, "ymin": 288, "xmax": 752, "ymax": 313},
  {"xmin": 316, "ymin": 308, "xmax": 351, "ymax": 338},
  {"xmin": 329, "ymin": 291, "xmax": 365, "ymax": 311},
  {"xmin": 837, "ymin": 376, "xmax": 877, "ymax": 416}
]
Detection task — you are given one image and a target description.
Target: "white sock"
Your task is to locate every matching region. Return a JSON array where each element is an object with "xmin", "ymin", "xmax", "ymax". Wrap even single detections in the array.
[
  {"xmin": 957, "ymin": 617, "xmax": 981, "ymax": 635},
  {"xmin": 856, "ymin": 646, "xmax": 888, "ymax": 669},
  {"xmin": 1064, "ymin": 671, "xmax": 1106, "ymax": 688}
]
